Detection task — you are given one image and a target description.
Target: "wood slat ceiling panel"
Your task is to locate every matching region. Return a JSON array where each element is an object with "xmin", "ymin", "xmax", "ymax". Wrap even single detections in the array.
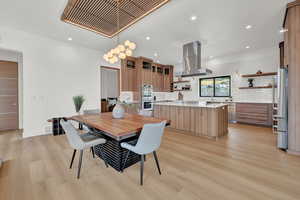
[{"xmin": 61, "ymin": 0, "xmax": 170, "ymax": 38}]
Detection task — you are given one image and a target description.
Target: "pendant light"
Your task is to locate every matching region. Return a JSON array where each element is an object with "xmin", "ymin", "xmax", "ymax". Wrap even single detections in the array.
[{"xmin": 103, "ymin": 0, "xmax": 136, "ymax": 64}]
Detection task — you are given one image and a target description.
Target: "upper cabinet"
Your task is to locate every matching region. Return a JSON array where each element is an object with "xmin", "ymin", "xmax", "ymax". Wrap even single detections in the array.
[
  {"xmin": 121, "ymin": 56, "xmax": 137, "ymax": 92},
  {"xmin": 163, "ymin": 65, "xmax": 173, "ymax": 92},
  {"xmin": 121, "ymin": 56, "xmax": 174, "ymax": 94}
]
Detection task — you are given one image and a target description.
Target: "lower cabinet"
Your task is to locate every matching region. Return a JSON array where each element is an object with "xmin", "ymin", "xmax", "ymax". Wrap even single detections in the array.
[
  {"xmin": 123, "ymin": 103, "xmax": 140, "ymax": 114},
  {"xmin": 153, "ymin": 105, "xmax": 228, "ymax": 139},
  {"xmin": 236, "ymin": 103, "xmax": 273, "ymax": 126}
]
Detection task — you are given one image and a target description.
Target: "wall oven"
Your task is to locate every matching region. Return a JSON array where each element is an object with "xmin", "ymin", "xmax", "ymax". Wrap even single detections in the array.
[
  {"xmin": 142, "ymin": 101, "xmax": 153, "ymax": 110},
  {"xmin": 141, "ymin": 85, "xmax": 153, "ymax": 111}
]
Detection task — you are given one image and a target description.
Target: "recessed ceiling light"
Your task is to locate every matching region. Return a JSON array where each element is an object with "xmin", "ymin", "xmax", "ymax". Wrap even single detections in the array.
[
  {"xmin": 68, "ymin": 37, "xmax": 73, "ymax": 41},
  {"xmin": 246, "ymin": 46, "xmax": 250, "ymax": 49},
  {"xmin": 245, "ymin": 25, "xmax": 252, "ymax": 29},
  {"xmin": 146, "ymin": 36, "xmax": 150, "ymax": 40},
  {"xmin": 279, "ymin": 28, "xmax": 288, "ymax": 33},
  {"xmin": 190, "ymin": 16, "xmax": 197, "ymax": 21},
  {"xmin": 209, "ymin": 56, "xmax": 214, "ymax": 59},
  {"xmin": 154, "ymin": 53, "xmax": 158, "ymax": 57}
]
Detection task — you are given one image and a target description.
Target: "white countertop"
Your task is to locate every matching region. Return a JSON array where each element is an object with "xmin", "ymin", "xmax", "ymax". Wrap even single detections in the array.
[{"xmin": 154, "ymin": 101, "xmax": 227, "ymax": 108}]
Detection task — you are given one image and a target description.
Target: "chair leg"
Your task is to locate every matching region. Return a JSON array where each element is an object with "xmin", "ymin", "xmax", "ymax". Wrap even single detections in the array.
[
  {"xmin": 153, "ymin": 151, "xmax": 161, "ymax": 175},
  {"xmin": 122, "ymin": 150, "xmax": 130, "ymax": 172},
  {"xmin": 91, "ymin": 147, "xmax": 95, "ymax": 158},
  {"xmin": 77, "ymin": 150, "xmax": 83, "ymax": 179},
  {"xmin": 140, "ymin": 155, "xmax": 144, "ymax": 186},
  {"xmin": 99, "ymin": 146, "xmax": 108, "ymax": 168},
  {"xmin": 70, "ymin": 149, "xmax": 76, "ymax": 169}
]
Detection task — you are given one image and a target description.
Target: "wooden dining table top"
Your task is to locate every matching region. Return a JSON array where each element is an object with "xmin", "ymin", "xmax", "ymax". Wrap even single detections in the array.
[{"xmin": 70, "ymin": 112, "xmax": 170, "ymax": 141}]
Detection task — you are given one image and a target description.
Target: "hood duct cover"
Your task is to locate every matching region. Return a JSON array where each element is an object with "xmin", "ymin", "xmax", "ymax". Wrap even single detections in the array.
[{"xmin": 181, "ymin": 41, "xmax": 212, "ymax": 77}]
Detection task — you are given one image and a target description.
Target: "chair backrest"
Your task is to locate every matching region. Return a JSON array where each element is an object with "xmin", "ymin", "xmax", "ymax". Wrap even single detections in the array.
[
  {"xmin": 60, "ymin": 120, "xmax": 84, "ymax": 150},
  {"xmin": 83, "ymin": 109, "xmax": 100, "ymax": 115},
  {"xmin": 135, "ymin": 121, "xmax": 167, "ymax": 154}
]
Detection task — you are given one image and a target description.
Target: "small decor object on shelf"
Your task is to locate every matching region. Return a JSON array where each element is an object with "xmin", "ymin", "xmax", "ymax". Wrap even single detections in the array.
[
  {"xmin": 248, "ymin": 78, "xmax": 254, "ymax": 87},
  {"xmin": 256, "ymin": 70, "xmax": 262, "ymax": 75},
  {"xmin": 73, "ymin": 95, "xmax": 85, "ymax": 115}
]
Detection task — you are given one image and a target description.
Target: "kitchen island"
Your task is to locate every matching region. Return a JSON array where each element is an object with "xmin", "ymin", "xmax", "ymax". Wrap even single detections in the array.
[{"xmin": 154, "ymin": 101, "xmax": 228, "ymax": 139}]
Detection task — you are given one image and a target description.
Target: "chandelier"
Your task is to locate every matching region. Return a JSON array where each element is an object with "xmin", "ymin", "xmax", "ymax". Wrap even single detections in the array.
[{"xmin": 103, "ymin": 0, "xmax": 136, "ymax": 64}]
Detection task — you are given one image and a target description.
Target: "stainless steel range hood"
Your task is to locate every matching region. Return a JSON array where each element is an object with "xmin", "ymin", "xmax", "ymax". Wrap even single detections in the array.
[{"xmin": 180, "ymin": 41, "xmax": 212, "ymax": 77}]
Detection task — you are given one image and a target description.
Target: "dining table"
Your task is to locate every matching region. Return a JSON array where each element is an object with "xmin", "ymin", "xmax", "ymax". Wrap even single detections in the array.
[{"xmin": 70, "ymin": 112, "xmax": 170, "ymax": 172}]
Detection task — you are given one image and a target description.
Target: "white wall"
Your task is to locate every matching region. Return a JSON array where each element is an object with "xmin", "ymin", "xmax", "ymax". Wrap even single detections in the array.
[
  {"xmin": 0, "ymin": 27, "xmax": 106, "ymax": 138},
  {"xmin": 171, "ymin": 46, "xmax": 279, "ymax": 103}
]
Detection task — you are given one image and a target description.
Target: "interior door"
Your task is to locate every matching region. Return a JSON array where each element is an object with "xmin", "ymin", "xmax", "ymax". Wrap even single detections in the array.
[{"xmin": 0, "ymin": 61, "xmax": 19, "ymax": 131}]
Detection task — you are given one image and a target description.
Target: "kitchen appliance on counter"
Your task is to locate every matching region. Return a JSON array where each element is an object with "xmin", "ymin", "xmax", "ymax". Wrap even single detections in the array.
[
  {"xmin": 141, "ymin": 84, "xmax": 154, "ymax": 111},
  {"xmin": 275, "ymin": 68, "xmax": 288, "ymax": 150}
]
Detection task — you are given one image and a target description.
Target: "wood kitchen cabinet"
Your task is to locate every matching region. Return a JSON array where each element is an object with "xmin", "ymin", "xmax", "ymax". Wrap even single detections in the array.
[
  {"xmin": 151, "ymin": 64, "xmax": 158, "ymax": 91},
  {"xmin": 283, "ymin": 0, "xmax": 300, "ymax": 154},
  {"xmin": 137, "ymin": 57, "xmax": 153, "ymax": 86},
  {"xmin": 163, "ymin": 65, "xmax": 173, "ymax": 92},
  {"xmin": 236, "ymin": 103, "xmax": 273, "ymax": 126},
  {"xmin": 156, "ymin": 64, "xmax": 164, "ymax": 91},
  {"xmin": 153, "ymin": 104, "xmax": 228, "ymax": 139},
  {"xmin": 121, "ymin": 56, "xmax": 174, "ymax": 99},
  {"xmin": 121, "ymin": 57, "xmax": 137, "ymax": 92}
]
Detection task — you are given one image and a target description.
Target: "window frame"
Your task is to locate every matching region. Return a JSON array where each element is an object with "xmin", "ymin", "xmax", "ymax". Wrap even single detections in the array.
[{"xmin": 199, "ymin": 75, "xmax": 231, "ymax": 97}]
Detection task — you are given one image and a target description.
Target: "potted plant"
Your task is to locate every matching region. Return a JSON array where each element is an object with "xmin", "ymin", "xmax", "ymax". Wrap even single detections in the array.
[{"xmin": 73, "ymin": 95, "xmax": 85, "ymax": 115}]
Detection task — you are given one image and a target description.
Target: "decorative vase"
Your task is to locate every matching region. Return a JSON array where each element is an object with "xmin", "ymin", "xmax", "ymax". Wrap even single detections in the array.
[{"xmin": 112, "ymin": 103, "xmax": 125, "ymax": 119}]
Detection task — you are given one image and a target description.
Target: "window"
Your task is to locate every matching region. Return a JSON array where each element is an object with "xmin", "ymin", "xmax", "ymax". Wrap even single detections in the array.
[{"xmin": 199, "ymin": 76, "xmax": 231, "ymax": 97}]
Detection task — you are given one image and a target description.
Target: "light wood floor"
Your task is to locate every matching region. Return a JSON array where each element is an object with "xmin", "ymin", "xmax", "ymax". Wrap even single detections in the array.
[{"xmin": 1, "ymin": 124, "xmax": 300, "ymax": 200}]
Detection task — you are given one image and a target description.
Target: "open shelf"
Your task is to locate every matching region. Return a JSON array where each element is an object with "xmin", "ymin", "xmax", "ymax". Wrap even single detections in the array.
[
  {"xmin": 172, "ymin": 80, "xmax": 190, "ymax": 84},
  {"xmin": 173, "ymin": 89, "xmax": 191, "ymax": 92},
  {"xmin": 241, "ymin": 72, "xmax": 277, "ymax": 78},
  {"xmin": 239, "ymin": 85, "xmax": 275, "ymax": 89}
]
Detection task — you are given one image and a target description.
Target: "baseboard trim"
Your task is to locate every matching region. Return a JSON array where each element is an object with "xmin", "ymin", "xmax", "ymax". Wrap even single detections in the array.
[{"xmin": 287, "ymin": 150, "xmax": 300, "ymax": 156}]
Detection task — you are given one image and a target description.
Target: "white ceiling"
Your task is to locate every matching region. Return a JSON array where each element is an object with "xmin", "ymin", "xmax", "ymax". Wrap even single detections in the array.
[{"xmin": 0, "ymin": 0, "xmax": 291, "ymax": 65}]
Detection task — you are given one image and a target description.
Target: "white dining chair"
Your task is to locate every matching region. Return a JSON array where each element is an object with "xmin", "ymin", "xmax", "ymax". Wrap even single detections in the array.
[
  {"xmin": 60, "ymin": 119, "xmax": 108, "ymax": 179},
  {"xmin": 82, "ymin": 109, "xmax": 102, "ymax": 134},
  {"xmin": 121, "ymin": 120, "xmax": 167, "ymax": 185}
]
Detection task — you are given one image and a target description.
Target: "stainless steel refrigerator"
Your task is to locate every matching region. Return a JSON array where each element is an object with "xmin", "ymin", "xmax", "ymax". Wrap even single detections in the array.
[{"xmin": 276, "ymin": 68, "xmax": 288, "ymax": 149}]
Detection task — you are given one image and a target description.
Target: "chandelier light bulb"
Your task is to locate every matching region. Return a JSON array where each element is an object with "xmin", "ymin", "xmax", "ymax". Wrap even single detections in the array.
[
  {"xmin": 113, "ymin": 48, "xmax": 120, "ymax": 54},
  {"xmin": 129, "ymin": 42, "xmax": 136, "ymax": 50},
  {"xmin": 119, "ymin": 52, "xmax": 126, "ymax": 59},
  {"xmin": 125, "ymin": 40, "xmax": 131, "ymax": 46},
  {"xmin": 118, "ymin": 44, "xmax": 125, "ymax": 52},
  {"xmin": 125, "ymin": 49, "xmax": 132, "ymax": 56},
  {"xmin": 103, "ymin": 54, "xmax": 108, "ymax": 60},
  {"xmin": 107, "ymin": 52, "xmax": 113, "ymax": 58},
  {"xmin": 112, "ymin": 56, "xmax": 118, "ymax": 63}
]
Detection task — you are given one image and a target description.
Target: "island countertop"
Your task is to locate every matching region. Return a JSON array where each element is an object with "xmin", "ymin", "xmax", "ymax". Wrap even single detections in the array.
[{"xmin": 153, "ymin": 101, "xmax": 227, "ymax": 108}]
